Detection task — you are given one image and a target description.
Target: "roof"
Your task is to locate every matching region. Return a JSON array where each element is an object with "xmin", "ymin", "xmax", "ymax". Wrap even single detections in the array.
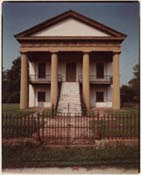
[{"xmin": 15, "ymin": 10, "xmax": 127, "ymax": 41}]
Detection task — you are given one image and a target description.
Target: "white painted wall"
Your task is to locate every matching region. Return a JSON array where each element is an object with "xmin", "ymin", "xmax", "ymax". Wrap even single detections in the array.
[
  {"xmin": 105, "ymin": 62, "xmax": 112, "ymax": 75},
  {"xmin": 29, "ymin": 85, "xmax": 51, "ymax": 108},
  {"xmin": 29, "ymin": 57, "xmax": 112, "ymax": 108},
  {"xmin": 90, "ymin": 85, "xmax": 112, "ymax": 108},
  {"xmin": 29, "ymin": 61, "xmax": 35, "ymax": 75},
  {"xmin": 29, "ymin": 84, "xmax": 35, "ymax": 108},
  {"xmin": 35, "ymin": 86, "xmax": 51, "ymax": 108},
  {"xmin": 31, "ymin": 18, "xmax": 110, "ymax": 37}
]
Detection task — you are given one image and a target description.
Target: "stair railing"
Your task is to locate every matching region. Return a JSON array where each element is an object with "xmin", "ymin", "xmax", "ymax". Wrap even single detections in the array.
[
  {"xmin": 56, "ymin": 75, "xmax": 63, "ymax": 112},
  {"xmin": 79, "ymin": 80, "xmax": 87, "ymax": 116}
]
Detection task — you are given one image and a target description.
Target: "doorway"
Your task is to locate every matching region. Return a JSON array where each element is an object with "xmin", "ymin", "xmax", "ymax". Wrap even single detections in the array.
[
  {"xmin": 96, "ymin": 63, "xmax": 104, "ymax": 79},
  {"xmin": 66, "ymin": 63, "xmax": 76, "ymax": 82}
]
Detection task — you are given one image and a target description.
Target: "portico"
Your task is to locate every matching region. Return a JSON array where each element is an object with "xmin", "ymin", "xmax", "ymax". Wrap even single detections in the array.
[{"xmin": 15, "ymin": 10, "xmax": 126, "ymax": 111}]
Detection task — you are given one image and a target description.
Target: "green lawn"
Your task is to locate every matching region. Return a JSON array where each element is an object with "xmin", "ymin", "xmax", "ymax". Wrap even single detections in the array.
[
  {"xmin": 2, "ymin": 144, "xmax": 139, "ymax": 168},
  {"xmin": 2, "ymin": 115, "xmax": 38, "ymax": 138},
  {"xmin": 104, "ymin": 107, "xmax": 139, "ymax": 115},
  {"xmin": 2, "ymin": 103, "xmax": 35, "ymax": 116},
  {"xmin": 2, "ymin": 104, "xmax": 37, "ymax": 138},
  {"xmin": 91, "ymin": 113, "xmax": 138, "ymax": 139}
]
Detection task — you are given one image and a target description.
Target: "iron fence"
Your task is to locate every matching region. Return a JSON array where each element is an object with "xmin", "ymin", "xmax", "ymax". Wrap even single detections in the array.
[{"xmin": 2, "ymin": 112, "xmax": 139, "ymax": 144}]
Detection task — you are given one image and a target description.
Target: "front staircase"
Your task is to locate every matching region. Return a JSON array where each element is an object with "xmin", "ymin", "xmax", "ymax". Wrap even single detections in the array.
[{"xmin": 57, "ymin": 82, "xmax": 82, "ymax": 115}]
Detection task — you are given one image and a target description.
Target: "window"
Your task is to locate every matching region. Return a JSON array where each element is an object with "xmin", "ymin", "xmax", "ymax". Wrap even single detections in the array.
[
  {"xmin": 38, "ymin": 92, "xmax": 46, "ymax": 102},
  {"xmin": 96, "ymin": 63, "xmax": 104, "ymax": 78},
  {"xmin": 96, "ymin": 92, "xmax": 104, "ymax": 102},
  {"xmin": 38, "ymin": 63, "xmax": 46, "ymax": 78}
]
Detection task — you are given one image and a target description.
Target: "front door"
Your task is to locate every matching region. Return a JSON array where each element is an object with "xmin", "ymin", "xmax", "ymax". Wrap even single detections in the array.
[
  {"xmin": 66, "ymin": 63, "xmax": 76, "ymax": 82},
  {"xmin": 96, "ymin": 63, "xmax": 104, "ymax": 79}
]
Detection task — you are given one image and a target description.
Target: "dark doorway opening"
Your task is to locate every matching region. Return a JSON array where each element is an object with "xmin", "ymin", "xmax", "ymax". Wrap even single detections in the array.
[
  {"xmin": 96, "ymin": 63, "xmax": 104, "ymax": 78},
  {"xmin": 66, "ymin": 63, "xmax": 76, "ymax": 82}
]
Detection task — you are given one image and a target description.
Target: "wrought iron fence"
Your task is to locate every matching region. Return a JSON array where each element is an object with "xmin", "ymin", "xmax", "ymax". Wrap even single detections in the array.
[{"xmin": 2, "ymin": 112, "xmax": 139, "ymax": 144}]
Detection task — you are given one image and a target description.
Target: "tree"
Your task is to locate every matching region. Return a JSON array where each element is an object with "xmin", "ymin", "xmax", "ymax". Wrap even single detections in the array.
[
  {"xmin": 2, "ymin": 57, "xmax": 21, "ymax": 103},
  {"xmin": 128, "ymin": 64, "xmax": 139, "ymax": 102},
  {"xmin": 120, "ymin": 64, "xmax": 139, "ymax": 104}
]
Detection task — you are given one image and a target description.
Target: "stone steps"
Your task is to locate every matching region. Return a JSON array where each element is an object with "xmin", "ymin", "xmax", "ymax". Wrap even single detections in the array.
[{"xmin": 57, "ymin": 82, "xmax": 82, "ymax": 114}]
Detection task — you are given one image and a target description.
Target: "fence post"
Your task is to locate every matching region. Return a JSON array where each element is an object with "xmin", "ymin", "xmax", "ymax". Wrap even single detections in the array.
[
  {"xmin": 68, "ymin": 104, "xmax": 70, "ymax": 114},
  {"xmin": 37, "ymin": 113, "xmax": 41, "ymax": 143},
  {"xmin": 97, "ymin": 112, "xmax": 101, "ymax": 140},
  {"xmin": 52, "ymin": 104, "xmax": 55, "ymax": 116}
]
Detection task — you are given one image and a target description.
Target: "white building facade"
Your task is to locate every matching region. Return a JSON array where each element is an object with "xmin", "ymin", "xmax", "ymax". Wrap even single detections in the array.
[{"xmin": 15, "ymin": 10, "xmax": 126, "ymax": 111}]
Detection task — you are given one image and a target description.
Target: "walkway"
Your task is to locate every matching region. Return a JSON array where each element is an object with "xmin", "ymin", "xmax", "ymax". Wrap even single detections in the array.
[
  {"xmin": 3, "ymin": 166, "xmax": 139, "ymax": 174},
  {"xmin": 33, "ymin": 116, "xmax": 94, "ymax": 145}
]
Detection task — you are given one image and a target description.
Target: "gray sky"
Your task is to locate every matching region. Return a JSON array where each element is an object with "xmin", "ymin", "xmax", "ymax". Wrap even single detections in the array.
[{"xmin": 2, "ymin": 2, "xmax": 139, "ymax": 85}]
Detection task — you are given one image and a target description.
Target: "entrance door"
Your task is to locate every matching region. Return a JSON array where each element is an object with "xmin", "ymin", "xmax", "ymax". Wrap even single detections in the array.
[
  {"xmin": 66, "ymin": 63, "xmax": 76, "ymax": 82},
  {"xmin": 38, "ymin": 63, "xmax": 46, "ymax": 79},
  {"xmin": 96, "ymin": 63, "xmax": 104, "ymax": 79}
]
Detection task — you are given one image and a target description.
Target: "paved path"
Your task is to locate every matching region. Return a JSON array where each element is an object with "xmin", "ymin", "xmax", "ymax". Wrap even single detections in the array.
[
  {"xmin": 3, "ymin": 166, "xmax": 138, "ymax": 174},
  {"xmin": 35, "ymin": 116, "xmax": 95, "ymax": 144}
]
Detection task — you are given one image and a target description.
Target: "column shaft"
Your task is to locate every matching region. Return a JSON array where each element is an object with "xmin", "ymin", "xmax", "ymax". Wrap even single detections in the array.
[
  {"xmin": 82, "ymin": 53, "xmax": 90, "ymax": 110},
  {"xmin": 20, "ymin": 53, "xmax": 28, "ymax": 109},
  {"xmin": 112, "ymin": 52, "xmax": 120, "ymax": 109},
  {"xmin": 51, "ymin": 53, "xmax": 58, "ymax": 107}
]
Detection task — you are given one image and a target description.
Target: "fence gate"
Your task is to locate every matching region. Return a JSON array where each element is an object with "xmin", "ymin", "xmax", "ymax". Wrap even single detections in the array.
[{"xmin": 37, "ymin": 114, "xmax": 95, "ymax": 145}]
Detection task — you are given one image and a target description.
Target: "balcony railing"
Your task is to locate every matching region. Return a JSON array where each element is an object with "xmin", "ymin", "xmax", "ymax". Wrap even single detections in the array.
[
  {"xmin": 79, "ymin": 75, "xmax": 112, "ymax": 84},
  {"xmin": 29, "ymin": 74, "xmax": 63, "ymax": 83}
]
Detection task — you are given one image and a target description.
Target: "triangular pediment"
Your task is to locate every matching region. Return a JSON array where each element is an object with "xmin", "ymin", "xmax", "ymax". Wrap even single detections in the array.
[
  {"xmin": 31, "ymin": 17, "xmax": 110, "ymax": 37},
  {"xmin": 15, "ymin": 10, "xmax": 126, "ymax": 39}
]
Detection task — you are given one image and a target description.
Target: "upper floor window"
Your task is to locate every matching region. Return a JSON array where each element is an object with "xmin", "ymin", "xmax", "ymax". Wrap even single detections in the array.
[
  {"xmin": 38, "ymin": 63, "xmax": 46, "ymax": 78},
  {"xmin": 96, "ymin": 63, "xmax": 104, "ymax": 79}
]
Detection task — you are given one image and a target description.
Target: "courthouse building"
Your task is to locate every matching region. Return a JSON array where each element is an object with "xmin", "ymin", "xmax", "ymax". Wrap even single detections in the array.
[{"xmin": 15, "ymin": 10, "xmax": 126, "ymax": 113}]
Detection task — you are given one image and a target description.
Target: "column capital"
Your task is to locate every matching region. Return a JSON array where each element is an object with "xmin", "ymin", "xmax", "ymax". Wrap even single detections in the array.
[
  {"xmin": 50, "ymin": 51, "xmax": 58, "ymax": 55},
  {"xmin": 113, "ymin": 51, "xmax": 121, "ymax": 56},
  {"xmin": 83, "ymin": 51, "xmax": 90, "ymax": 55},
  {"xmin": 20, "ymin": 51, "xmax": 27, "ymax": 55}
]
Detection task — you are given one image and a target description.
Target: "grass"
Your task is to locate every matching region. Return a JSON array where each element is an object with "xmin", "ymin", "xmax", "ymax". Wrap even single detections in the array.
[
  {"xmin": 2, "ymin": 104, "xmax": 38, "ymax": 138},
  {"xmin": 2, "ymin": 143, "xmax": 139, "ymax": 168},
  {"xmin": 2, "ymin": 103, "xmax": 35, "ymax": 115},
  {"xmin": 91, "ymin": 113, "xmax": 139, "ymax": 139},
  {"xmin": 2, "ymin": 115, "xmax": 38, "ymax": 138},
  {"xmin": 103, "ymin": 107, "xmax": 139, "ymax": 115}
]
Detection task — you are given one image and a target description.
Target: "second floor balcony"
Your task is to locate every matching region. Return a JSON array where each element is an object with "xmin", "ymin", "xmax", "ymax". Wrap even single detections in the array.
[
  {"xmin": 29, "ymin": 74, "xmax": 112, "ymax": 84},
  {"xmin": 29, "ymin": 74, "xmax": 63, "ymax": 84},
  {"xmin": 79, "ymin": 75, "xmax": 113, "ymax": 84}
]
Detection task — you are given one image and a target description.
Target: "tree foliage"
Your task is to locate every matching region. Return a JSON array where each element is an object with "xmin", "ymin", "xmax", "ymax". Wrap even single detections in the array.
[
  {"xmin": 121, "ymin": 64, "xmax": 139, "ymax": 103},
  {"xmin": 2, "ymin": 57, "xmax": 21, "ymax": 103}
]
